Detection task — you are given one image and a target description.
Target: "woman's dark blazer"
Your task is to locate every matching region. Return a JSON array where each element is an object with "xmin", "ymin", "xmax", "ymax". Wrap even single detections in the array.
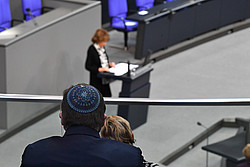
[{"xmin": 85, "ymin": 44, "xmax": 111, "ymax": 97}]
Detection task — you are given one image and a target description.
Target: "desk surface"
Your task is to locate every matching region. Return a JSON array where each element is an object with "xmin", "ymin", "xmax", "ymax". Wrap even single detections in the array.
[
  {"xmin": 202, "ymin": 132, "xmax": 246, "ymax": 162},
  {"xmin": 127, "ymin": 0, "xmax": 213, "ymax": 22},
  {"xmin": 127, "ymin": 0, "xmax": 196, "ymax": 22},
  {"xmin": 0, "ymin": 8, "xmax": 72, "ymax": 46},
  {"xmin": 0, "ymin": 0, "xmax": 100, "ymax": 46}
]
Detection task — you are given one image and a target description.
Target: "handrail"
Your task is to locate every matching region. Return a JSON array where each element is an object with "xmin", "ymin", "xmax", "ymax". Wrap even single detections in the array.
[
  {"xmin": 0, "ymin": 93, "xmax": 62, "ymax": 103},
  {"xmin": 0, "ymin": 93, "xmax": 250, "ymax": 163},
  {"xmin": 1, "ymin": 93, "xmax": 250, "ymax": 106}
]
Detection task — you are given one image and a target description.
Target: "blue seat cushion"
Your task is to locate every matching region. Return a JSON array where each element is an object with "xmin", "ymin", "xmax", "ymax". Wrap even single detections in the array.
[
  {"xmin": 0, "ymin": 22, "xmax": 10, "ymax": 28},
  {"xmin": 0, "ymin": 25, "xmax": 8, "ymax": 32}
]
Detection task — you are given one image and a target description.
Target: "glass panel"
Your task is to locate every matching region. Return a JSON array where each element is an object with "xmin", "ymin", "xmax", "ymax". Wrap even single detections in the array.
[
  {"xmin": 0, "ymin": 102, "xmax": 249, "ymax": 167},
  {"xmin": 105, "ymin": 104, "xmax": 250, "ymax": 166}
]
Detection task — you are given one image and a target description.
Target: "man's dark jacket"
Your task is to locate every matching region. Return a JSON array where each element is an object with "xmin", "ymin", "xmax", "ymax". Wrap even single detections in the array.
[{"xmin": 20, "ymin": 126, "xmax": 144, "ymax": 167}]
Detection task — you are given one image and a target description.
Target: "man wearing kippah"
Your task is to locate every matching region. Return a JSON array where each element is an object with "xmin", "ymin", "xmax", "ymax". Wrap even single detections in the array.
[{"xmin": 20, "ymin": 84, "xmax": 144, "ymax": 167}]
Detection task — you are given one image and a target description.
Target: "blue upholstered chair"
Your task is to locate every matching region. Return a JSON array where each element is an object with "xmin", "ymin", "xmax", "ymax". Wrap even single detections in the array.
[
  {"xmin": 108, "ymin": 0, "xmax": 138, "ymax": 50},
  {"xmin": 21, "ymin": 0, "xmax": 53, "ymax": 21},
  {"xmin": 22, "ymin": 0, "xmax": 42, "ymax": 21},
  {"xmin": 0, "ymin": 0, "xmax": 23, "ymax": 33},
  {"xmin": 136, "ymin": 0, "xmax": 154, "ymax": 11},
  {"xmin": 0, "ymin": 0, "xmax": 12, "ymax": 32}
]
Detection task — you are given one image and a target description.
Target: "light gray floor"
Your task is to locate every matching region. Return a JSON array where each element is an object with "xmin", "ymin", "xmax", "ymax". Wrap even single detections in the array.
[{"xmin": 1, "ymin": 27, "xmax": 250, "ymax": 167}]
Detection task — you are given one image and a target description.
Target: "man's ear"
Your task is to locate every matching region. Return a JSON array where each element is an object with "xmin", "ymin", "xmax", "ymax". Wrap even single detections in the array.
[
  {"xmin": 102, "ymin": 114, "xmax": 107, "ymax": 127},
  {"xmin": 59, "ymin": 112, "xmax": 63, "ymax": 125}
]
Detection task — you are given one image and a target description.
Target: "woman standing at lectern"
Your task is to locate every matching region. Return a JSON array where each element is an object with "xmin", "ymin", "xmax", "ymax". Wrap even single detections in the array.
[{"xmin": 85, "ymin": 29, "xmax": 115, "ymax": 97}]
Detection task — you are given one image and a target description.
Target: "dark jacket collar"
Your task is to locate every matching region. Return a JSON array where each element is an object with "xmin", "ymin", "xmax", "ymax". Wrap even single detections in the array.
[{"xmin": 64, "ymin": 126, "xmax": 100, "ymax": 138}]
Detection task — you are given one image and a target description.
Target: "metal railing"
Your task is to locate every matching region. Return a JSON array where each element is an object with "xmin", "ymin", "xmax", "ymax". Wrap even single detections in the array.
[
  {"xmin": 1, "ymin": 93, "xmax": 250, "ymax": 165},
  {"xmin": 1, "ymin": 93, "xmax": 250, "ymax": 106}
]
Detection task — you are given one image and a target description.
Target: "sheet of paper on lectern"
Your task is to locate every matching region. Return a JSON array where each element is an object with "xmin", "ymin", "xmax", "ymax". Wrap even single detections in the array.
[{"xmin": 109, "ymin": 63, "xmax": 139, "ymax": 76}]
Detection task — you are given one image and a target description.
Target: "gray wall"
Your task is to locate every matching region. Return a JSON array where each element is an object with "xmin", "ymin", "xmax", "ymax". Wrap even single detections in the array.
[{"xmin": 0, "ymin": 1, "xmax": 101, "ymax": 128}]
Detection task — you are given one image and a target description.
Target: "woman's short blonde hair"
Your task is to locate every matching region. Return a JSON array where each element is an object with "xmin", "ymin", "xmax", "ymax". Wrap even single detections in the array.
[
  {"xmin": 91, "ymin": 29, "xmax": 110, "ymax": 43},
  {"xmin": 100, "ymin": 115, "xmax": 135, "ymax": 145},
  {"xmin": 243, "ymin": 144, "xmax": 250, "ymax": 164}
]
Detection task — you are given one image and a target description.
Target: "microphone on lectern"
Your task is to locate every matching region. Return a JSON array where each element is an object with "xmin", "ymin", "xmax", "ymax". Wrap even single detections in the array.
[
  {"xmin": 26, "ymin": 8, "xmax": 38, "ymax": 26},
  {"xmin": 127, "ymin": 60, "xmax": 130, "ymax": 77}
]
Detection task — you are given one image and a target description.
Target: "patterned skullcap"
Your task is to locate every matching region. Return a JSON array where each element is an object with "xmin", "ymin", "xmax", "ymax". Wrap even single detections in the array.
[{"xmin": 66, "ymin": 84, "xmax": 100, "ymax": 113}]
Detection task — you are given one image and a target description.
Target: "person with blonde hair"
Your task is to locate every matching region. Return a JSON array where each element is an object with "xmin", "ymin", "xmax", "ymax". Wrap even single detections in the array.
[
  {"xmin": 101, "ymin": 115, "xmax": 159, "ymax": 167},
  {"xmin": 238, "ymin": 144, "xmax": 250, "ymax": 167},
  {"xmin": 101, "ymin": 115, "xmax": 135, "ymax": 145},
  {"xmin": 85, "ymin": 28, "xmax": 115, "ymax": 97}
]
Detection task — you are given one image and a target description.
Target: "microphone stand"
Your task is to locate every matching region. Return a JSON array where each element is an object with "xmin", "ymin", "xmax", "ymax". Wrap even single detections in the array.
[
  {"xmin": 26, "ymin": 8, "xmax": 38, "ymax": 26},
  {"xmin": 197, "ymin": 122, "xmax": 209, "ymax": 167},
  {"xmin": 127, "ymin": 60, "xmax": 130, "ymax": 77}
]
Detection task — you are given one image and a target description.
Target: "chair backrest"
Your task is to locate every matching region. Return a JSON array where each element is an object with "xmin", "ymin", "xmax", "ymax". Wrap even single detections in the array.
[
  {"xmin": 108, "ymin": 0, "xmax": 128, "ymax": 18},
  {"xmin": 0, "ymin": 0, "xmax": 12, "ymax": 32},
  {"xmin": 136, "ymin": 0, "xmax": 154, "ymax": 11},
  {"xmin": 22, "ymin": 0, "xmax": 42, "ymax": 21}
]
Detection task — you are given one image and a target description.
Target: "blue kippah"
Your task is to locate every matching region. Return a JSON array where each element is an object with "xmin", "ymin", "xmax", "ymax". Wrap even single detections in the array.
[{"xmin": 66, "ymin": 85, "xmax": 101, "ymax": 113}]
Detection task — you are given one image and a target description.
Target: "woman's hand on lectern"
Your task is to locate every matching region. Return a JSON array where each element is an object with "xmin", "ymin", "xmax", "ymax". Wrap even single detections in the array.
[
  {"xmin": 109, "ymin": 62, "xmax": 116, "ymax": 68},
  {"xmin": 98, "ymin": 67, "xmax": 110, "ymax": 72}
]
